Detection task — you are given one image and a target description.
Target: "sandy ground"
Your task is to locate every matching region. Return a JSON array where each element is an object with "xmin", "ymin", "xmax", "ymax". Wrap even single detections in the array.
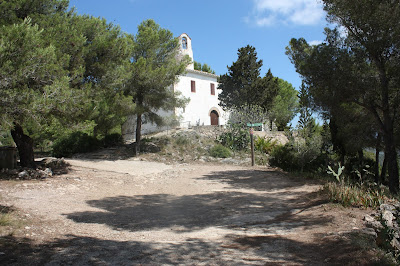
[{"xmin": 0, "ymin": 159, "xmax": 379, "ymax": 265}]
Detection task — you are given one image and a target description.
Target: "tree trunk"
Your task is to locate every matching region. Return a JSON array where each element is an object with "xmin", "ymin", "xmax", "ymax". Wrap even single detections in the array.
[
  {"xmin": 329, "ymin": 117, "xmax": 345, "ymax": 166},
  {"xmin": 375, "ymin": 133, "xmax": 381, "ymax": 183},
  {"xmin": 358, "ymin": 149, "xmax": 364, "ymax": 181},
  {"xmin": 383, "ymin": 128, "xmax": 399, "ymax": 194},
  {"xmin": 11, "ymin": 123, "xmax": 35, "ymax": 168},
  {"xmin": 381, "ymin": 157, "xmax": 387, "ymax": 185},
  {"xmin": 135, "ymin": 113, "xmax": 142, "ymax": 156},
  {"xmin": 377, "ymin": 56, "xmax": 399, "ymax": 193}
]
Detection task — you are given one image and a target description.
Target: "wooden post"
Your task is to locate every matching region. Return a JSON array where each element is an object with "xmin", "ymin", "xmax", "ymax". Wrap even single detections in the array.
[{"xmin": 250, "ymin": 127, "xmax": 255, "ymax": 166}]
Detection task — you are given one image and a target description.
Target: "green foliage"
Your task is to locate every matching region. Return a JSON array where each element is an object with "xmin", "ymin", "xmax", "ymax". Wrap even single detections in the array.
[
  {"xmin": 0, "ymin": 18, "xmax": 68, "ymax": 130},
  {"xmin": 124, "ymin": 19, "xmax": 190, "ymax": 154},
  {"xmin": 217, "ymin": 124, "xmax": 250, "ymax": 151},
  {"xmin": 194, "ymin": 61, "xmax": 215, "ymax": 74},
  {"xmin": 254, "ymin": 136, "xmax": 278, "ymax": 154},
  {"xmin": 175, "ymin": 135, "xmax": 190, "ymax": 146},
  {"xmin": 269, "ymin": 144, "xmax": 297, "ymax": 171},
  {"xmin": 0, "ymin": 1, "xmax": 133, "ymax": 165},
  {"xmin": 0, "ymin": 205, "xmax": 14, "ymax": 226},
  {"xmin": 324, "ymin": 182, "xmax": 386, "ymax": 208},
  {"xmin": 286, "ymin": 0, "xmax": 400, "ymax": 193},
  {"xmin": 194, "ymin": 61, "xmax": 202, "ymax": 71},
  {"xmin": 228, "ymin": 105, "xmax": 269, "ymax": 127},
  {"xmin": 103, "ymin": 133, "xmax": 123, "ymax": 148},
  {"xmin": 0, "ymin": 131, "xmax": 14, "ymax": 146},
  {"xmin": 52, "ymin": 132, "xmax": 102, "ymax": 158},
  {"xmin": 269, "ymin": 79, "xmax": 299, "ymax": 130},
  {"xmin": 269, "ymin": 132, "xmax": 327, "ymax": 173},
  {"xmin": 209, "ymin": 144, "xmax": 232, "ymax": 158},
  {"xmin": 218, "ymin": 45, "xmax": 278, "ymax": 111}
]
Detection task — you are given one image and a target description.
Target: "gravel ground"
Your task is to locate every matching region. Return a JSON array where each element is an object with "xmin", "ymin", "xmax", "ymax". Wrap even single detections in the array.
[{"xmin": 0, "ymin": 158, "xmax": 380, "ymax": 265}]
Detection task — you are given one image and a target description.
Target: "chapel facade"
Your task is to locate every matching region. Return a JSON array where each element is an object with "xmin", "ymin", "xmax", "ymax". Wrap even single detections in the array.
[{"xmin": 122, "ymin": 33, "xmax": 227, "ymax": 140}]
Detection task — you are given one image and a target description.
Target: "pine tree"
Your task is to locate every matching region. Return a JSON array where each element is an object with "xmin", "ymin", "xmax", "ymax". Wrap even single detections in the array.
[
  {"xmin": 124, "ymin": 19, "xmax": 190, "ymax": 155},
  {"xmin": 218, "ymin": 45, "xmax": 278, "ymax": 111}
]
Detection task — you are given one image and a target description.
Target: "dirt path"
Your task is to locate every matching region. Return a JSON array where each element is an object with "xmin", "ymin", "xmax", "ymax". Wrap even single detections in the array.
[{"xmin": 0, "ymin": 159, "xmax": 377, "ymax": 265}]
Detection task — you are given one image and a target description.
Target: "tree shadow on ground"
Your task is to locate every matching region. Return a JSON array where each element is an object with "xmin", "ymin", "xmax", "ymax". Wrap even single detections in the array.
[
  {"xmin": 65, "ymin": 190, "xmax": 330, "ymax": 233},
  {"xmin": 200, "ymin": 169, "xmax": 317, "ymax": 192},
  {"xmin": 0, "ymin": 231, "xmax": 381, "ymax": 265}
]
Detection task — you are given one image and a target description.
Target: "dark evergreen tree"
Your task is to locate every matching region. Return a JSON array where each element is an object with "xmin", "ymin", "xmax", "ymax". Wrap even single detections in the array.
[
  {"xmin": 287, "ymin": 0, "xmax": 400, "ymax": 193},
  {"xmin": 0, "ymin": 0, "xmax": 132, "ymax": 165},
  {"xmin": 218, "ymin": 45, "xmax": 278, "ymax": 111}
]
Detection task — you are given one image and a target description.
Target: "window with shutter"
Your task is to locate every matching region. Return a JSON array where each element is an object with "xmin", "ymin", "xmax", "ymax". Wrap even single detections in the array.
[
  {"xmin": 210, "ymin": 83, "xmax": 215, "ymax": 95},
  {"xmin": 191, "ymin": 80, "xmax": 196, "ymax": 92}
]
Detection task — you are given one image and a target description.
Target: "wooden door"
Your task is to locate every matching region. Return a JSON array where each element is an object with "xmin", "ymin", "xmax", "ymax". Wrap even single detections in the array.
[{"xmin": 210, "ymin": 111, "xmax": 219, "ymax": 126}]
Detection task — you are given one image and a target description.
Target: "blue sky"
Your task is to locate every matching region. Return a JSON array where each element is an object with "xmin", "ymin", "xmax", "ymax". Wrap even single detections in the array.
[{"xmin": 69, "ymin": 0, "xmax": 329, "ymax": 90}]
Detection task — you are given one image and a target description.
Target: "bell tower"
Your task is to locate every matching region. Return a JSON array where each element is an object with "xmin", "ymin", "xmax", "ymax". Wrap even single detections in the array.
[{"xmin": 178, "ymin": 33, "xmax": 194, "ymax": 70}]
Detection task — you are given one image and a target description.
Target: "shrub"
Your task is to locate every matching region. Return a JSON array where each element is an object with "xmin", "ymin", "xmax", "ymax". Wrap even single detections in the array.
[
  {"xmin": 269, "ymin": 144, "xmax": 297, "ymax": 171},
  {"xmin": 217, "ymin": 124, "xmax": 249, "ymax": 151},
  {"xmin": 103, "ymin": 133, "xmax": 123, "ymax": 147},
  {"xmin": 52, "ymin": 132, "xmax": 101, "ymax": 158},
  {"xmin": 175, "ymin": 135, "xmax": 190, "ymax": 146},
  {"xmin": 209, "ymin": 144, "xmax": 232, "ymax": 158},
  {"xmin": 324, "ymin": 182, "xmax": 386, "ymax": 208},
  {"xmin": 254, "ymin": 136, "xmax": 278, "ymax": 154},
  {"xmin": 269, "ymin": 134, "xmax": 328, "ymax": 173},
  {"xmin": 0, "ymin": 206, "xmax": 14, "ymax": 226}
]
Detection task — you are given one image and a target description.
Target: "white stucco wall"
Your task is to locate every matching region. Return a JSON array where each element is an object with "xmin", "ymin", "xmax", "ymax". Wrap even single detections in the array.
[
  {"xmin": 122, "ymin": 109, "xmax": 175, "ymax": 141},
  {"xmin": 175, "ymin": 69, "xmax": 227, "ymax": 128}
]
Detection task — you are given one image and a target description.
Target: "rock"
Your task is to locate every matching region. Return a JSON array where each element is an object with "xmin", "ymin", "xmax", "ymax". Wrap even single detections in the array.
[
  {"xmin": 18, "ymin": 170, "xmax": 29, "ymax": 179},
  {"xmin": 391, "ymin": 237, "xmax": 400, "ymax": 251},
  {"xmin": 44, "ymin": 168, "xmax": 53, "ymax": 176},
  {"xmin": 37, "ymin": 170, "xmax": 48, "ymax": 179},
  {"xmin": 362, "ymin": 228, "xmax": 377, "ymax": 237},
  {"xmin": 42, "ymin": 157, "xmax": 69, "ymax": 169},
  {"xmin": 382, "ymin": 210, "xmax": 395, "ymax": 228},
  {"xmin": 363, "ymin": 214, "xmax": 383, "ymax": 230},
  {"xmin": 380, "ymin": 204, "xmax": 398, "ymax": 215}
]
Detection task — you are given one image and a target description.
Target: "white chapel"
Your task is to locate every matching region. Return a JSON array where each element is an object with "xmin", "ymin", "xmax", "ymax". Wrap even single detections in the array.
[{"xmin": 122, "ymin": 33, "xmax": 227, "ymax": 140}]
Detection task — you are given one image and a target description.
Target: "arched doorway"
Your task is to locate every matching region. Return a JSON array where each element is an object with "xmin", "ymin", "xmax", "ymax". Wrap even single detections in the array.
[{"xmin": 210, "ymin": 110, "xmax": 219, "ymax": 126}]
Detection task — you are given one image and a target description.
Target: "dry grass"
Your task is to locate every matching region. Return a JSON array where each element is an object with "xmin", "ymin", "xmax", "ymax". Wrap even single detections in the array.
[{"xmin": 324, "ymin": 182, "xmax": 387, "ymax": 208}]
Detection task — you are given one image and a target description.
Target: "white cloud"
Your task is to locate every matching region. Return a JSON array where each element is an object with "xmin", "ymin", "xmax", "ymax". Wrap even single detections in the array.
[
  {"xmin": 308, "ymin": 40, "xmax": 323, "ymax": 46},
  {"xmin": 249, "ymin": 0, "xmax": 325, "ymax": 27},
  {"xmin": 255, "ymin": 15, "xmax": 277, "ymax": 27}
]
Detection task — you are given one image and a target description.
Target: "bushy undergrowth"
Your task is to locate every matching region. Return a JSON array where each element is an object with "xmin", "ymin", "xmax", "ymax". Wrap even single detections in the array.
[
  {"xmin": 52, "ymin": 132, "xmax": 101, "ymax": 157},
  {"xmin": 269, "ymin": 142, "xmax": 327, "ymax": 173},
  {"xmin": 52, "ymin": 132, "xmax": 124, "ymax": 158},
  {"xmin": 103, "ymin": 133, "xmax": 123, "ymax": 147},
  {"xmin": 0, "ymin": 206, "xmax": 14, "ymax": 226},
  {"xmin": 254, "ymin": 136, "xmax": 277, "ymax": 154},
  {"xmin": 209, "ymin": 144, "xmax": 231, "ymax": 158},
  {"xmin": 217, "ymin": 124, "xmax": 249, "ymax": 151},
  {"xmin": 324, "ymin": 182, "xmax": 387, "ymax": 208}
]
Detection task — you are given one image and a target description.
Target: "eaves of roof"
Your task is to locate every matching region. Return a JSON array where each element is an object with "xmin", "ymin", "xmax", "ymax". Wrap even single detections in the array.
[{"xmin": 185, "ymin": 69, "xmax": 219, "ymax": 78}]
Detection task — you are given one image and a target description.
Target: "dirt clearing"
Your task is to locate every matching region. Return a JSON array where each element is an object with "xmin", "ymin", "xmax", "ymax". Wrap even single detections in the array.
[{"xmin": 0, "ymin": 159, "xmax": 380, "ymax": 265}]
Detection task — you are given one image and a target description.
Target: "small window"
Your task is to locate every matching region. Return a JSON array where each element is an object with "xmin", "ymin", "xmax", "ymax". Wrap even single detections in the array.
[
  {"xmin": 191, "ymin": 80, "xmax": 196, "ymax": 92},
  {"xmin": 182, "ymin": 37, "xmax": 187, "ymax": 50},
  {"xmin": 210, "ymin": 83, "xmax": 215, "ymax": 95}
]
